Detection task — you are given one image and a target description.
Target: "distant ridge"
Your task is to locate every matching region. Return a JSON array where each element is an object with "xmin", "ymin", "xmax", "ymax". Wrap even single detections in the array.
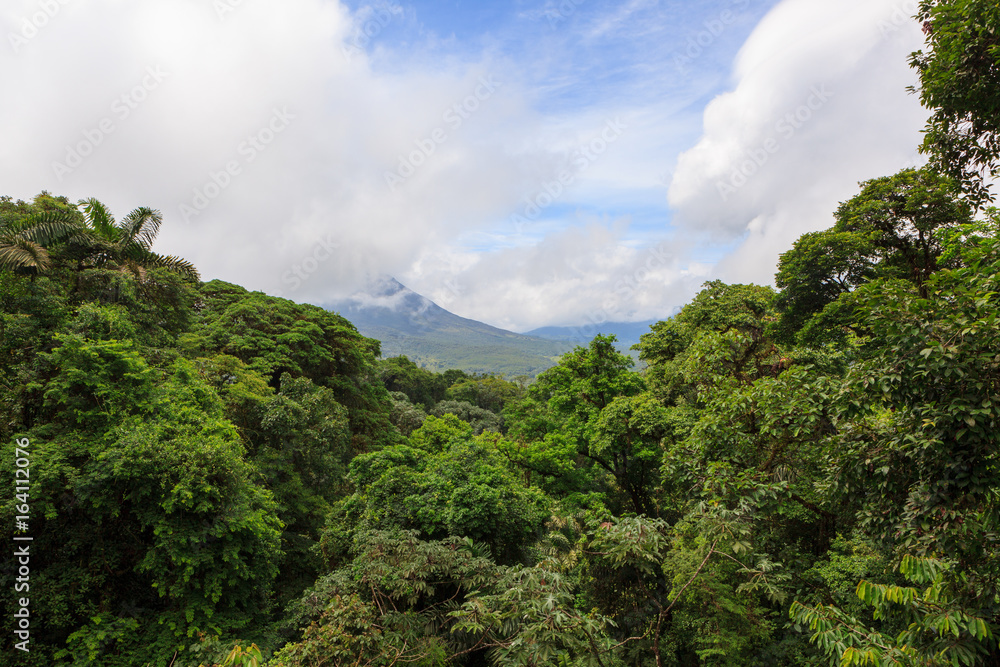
[
  {"xmin": 326, "ymin": 276, "xmax": 573, "ymax": 377},
  {"xmin": 525, "ymin": 319, "xmax": 660, "ymax": 352}
]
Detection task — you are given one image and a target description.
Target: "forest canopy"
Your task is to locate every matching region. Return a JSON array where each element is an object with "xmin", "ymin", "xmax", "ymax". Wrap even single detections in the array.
[{"xmin": 2, "ymin": 2, "xmax": 999, "ymax": 665}]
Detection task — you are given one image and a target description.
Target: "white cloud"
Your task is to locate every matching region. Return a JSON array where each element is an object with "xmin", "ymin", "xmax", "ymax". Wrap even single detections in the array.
[
  {"xmin": 668, "ymin": 0, "xmax": 929, "ymax": 284},
  {"xmin": 0, "ymin": 0, "xmax": 548, "ymax": 301},
  {"xmin": 403, "ymin": 220, "xmax": 707, "ymax": 331},
  {"xmin": 0, "ymin": 0, "xmax": 934, "ymax": 334}
]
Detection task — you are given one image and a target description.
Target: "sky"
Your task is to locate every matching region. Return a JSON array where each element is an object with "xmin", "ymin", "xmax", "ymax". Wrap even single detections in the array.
[{"xmin": 0, "ymin": 0, "xmax": 930, "ymax": 332}]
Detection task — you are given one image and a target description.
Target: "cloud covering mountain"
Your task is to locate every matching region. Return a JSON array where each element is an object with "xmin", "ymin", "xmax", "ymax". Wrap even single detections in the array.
[{"xmin": 0, "ymin": 0, "xmax": 928, "ymax": 331}]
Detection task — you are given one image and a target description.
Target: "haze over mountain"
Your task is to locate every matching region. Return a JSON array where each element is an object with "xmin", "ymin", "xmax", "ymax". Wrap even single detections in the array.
[
  {"xmin": 525, "ymin": 320, "xmax": 661, "ymax": 352},
  {"xmin": 326, "ymin": 276, "xmax": 573, "ymax": 376}
]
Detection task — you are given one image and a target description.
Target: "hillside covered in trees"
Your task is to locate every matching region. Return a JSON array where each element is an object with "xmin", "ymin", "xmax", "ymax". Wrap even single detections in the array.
[{"xmin": 3, "ymin": 1, "xmax": 1000, "ymax": 665}]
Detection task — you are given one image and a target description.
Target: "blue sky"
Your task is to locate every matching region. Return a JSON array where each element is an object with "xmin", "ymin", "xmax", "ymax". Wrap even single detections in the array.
[{"xmin": 0, "ymin": 0, "xmax": 929, "ymax": 330}]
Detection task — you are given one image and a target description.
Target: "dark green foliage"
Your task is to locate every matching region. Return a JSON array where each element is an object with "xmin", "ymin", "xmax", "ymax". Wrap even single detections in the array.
[
  {"xmin": 377, "ymin": 355, "xmax": 453, "ymax": 410},
  {"xmin": 912, "ymin": 0, "xmax": 1000, "ymax": 207},
  {"xmin": 430, "ymin": 400, "xmax": 502, "ymax": 434},
  {"xmin": 504, "ymin": 334, "xmax": 653, "ymax": 514},
  {"xmin": 274, "ymin": 530, "xmax": 613, "ymax": 667},
  {"xmin": 334, "ymin": 415, "xmax": 549, "ymax": 565},
  {"xmin": 1, "ymin": 360, "xmax": 283, "ymax": 666},
  {"xmin": 445, "ymin": 374, "xmax": 524, "ymax": 413},
  {"xmin": 182, "ymin": 280, "xmax": 400, "ymax": 452},
  {"xmin": 774, "ymin": 168, "xmax": 972, "ymax": 343},
  {"xmin": 386, "ymin": 391, "xmax": 428, "ymax": 436}
]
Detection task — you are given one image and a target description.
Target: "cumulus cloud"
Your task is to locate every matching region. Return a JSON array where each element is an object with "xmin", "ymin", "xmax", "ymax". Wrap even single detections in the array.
[
  {"xmin": 668, "ymin": 0, "xmax": 929, "ymax": 284},
  {"xmin": 0, "ymin": 0, "xmax": 547, "ymax": 301},
  {"xmin": 404, "ymin": 220, "xmax": 709, "ymax": 331},
  {"xmin": 0, "ymin": 0, "xmax": 934, "ymax": 333}
]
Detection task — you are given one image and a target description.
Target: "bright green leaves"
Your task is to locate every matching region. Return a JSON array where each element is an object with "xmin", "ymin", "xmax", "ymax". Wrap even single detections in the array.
[
  {"xmin": 774, "ymin": 229, "xmax": 875, "ymax": 342},
  {"xmin": 34, "ymin": 334, "xmax": 155, "ymax": 431},
  {"xmin": 406, "ymin": 413, "xmax": 474, "ymax": 452},
  {"xmin": 792, "ymin": 555, "xmax": 997, "ymax": 666},
  {"xmin": 275, "ymin": 531, "xmax": 613, "ymax": 667},
  {"xmin": 339, "ymin": 417, "xmax": 548, "ymax": 564},
  {"xmin": 774, "ymin": 168, "xmax": 972, "ymax": 344},
  {"xmin": 839, "ymin": 228, "xmax": 1000, "ymax": 561},
  {"xmin": 30, "ymin": 359, "xmax": 286, "ymax": 665},
  {"xmin": 504, "ymin": 335, "xmax": 655, "ymax": 514},
  {"xmin": 637, "ymin": 281, "xmax": 782, "ymax": 402},
  {"xmin": 185, "ymin": 280, "xmax": 399, "ymax": 451}
]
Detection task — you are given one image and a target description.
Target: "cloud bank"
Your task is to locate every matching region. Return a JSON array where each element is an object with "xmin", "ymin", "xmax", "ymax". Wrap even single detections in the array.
[
  {"xmin": 0, "ymin": 0, "xmax": 931, "ymax": 332},
  {"xmin": 668, "ymin": 0, "xmax": 929, "ymax": 284}
]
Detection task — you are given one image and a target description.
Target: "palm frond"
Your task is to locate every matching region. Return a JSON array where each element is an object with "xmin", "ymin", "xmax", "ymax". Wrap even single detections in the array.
[
  {"xmin": 143, "ymin": 251, "xmax": 201, "ymax": 282},
  {"xmin": 79, "ymin": 198, "xmax": 118, "ymax": 241},
  {"xmin": 119, "ymin": 207, "xmax": 163, "ymax": 250},
  {"xmin": 0, "ymin": 213, "xmax": 24, "ymax": 235},
  {"xmin": 20, "ymin": 211, "xmax": 85, "ymax": 245},
  {"xmin": 64, "ymin": 229, "xmax": 115, "ymax": 263},
  {"xmin": 0, "ymin": 238, "xmax": 51, "ymax": 271}
]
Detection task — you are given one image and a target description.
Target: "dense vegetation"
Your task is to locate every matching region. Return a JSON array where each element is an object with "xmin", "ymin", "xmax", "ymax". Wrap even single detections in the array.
[{"xmin": 2, "ymin": 2, "xmax": 998, "ymax": 665}]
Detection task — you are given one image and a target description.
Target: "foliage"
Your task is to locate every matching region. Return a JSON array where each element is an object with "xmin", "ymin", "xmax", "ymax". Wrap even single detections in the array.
[
  {"xmin": 334, "ymin": 415, "xmax": 549, "ymax": 564},
  {"xmin": 505, "ymin": 335, "xmax": 652, "ymax": 514},
  {"xmin": 791, "ymin": 556, "xmax": 997, "ymax": 666},
  {"xmin": 431, "ymin": 399, "xmax": 503, "ymax": 434},
  {"xmin": 774, "ymin": 168, "xmax": 971, "ymax": 343},
  {"xmin": 912, "ymin": 0, "xmax": 1000, "ymax": 207},
  {"xmin": 274, "ymin": 530, "xmax": 614, "ymax": 667},
  {"xmin": 181, "ymin": 280, "xmax": 400, "ymax": 452}
]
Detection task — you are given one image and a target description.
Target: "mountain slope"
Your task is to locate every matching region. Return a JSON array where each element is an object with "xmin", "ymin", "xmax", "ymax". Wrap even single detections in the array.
[{"xmin": 326, "ymin": 277, "xmax": 573, "ymax": 377}]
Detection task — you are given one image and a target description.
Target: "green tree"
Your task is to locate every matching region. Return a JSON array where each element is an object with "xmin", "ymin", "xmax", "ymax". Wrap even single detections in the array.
[
  {"xmin": 274, "ymin": 530, "xmax": 614, "ymax": 667},
  {"xmin": 59, "ymin": 199, "xmax": 199, "ymax": 282},
  {"xmin": 774, "ymin": 168, "xmax": 972, "ymax": 342},
  {"xmin": 378, "ymin": 355, "xmax": 449, "ymax": 410},
  {"xmin": 335, "ymin": 414, "xmax": 548, "ymax": 565},
  {"xmin": 505, "ymin": 335, "xmax": 651, "ymax": 514},
  {"xmin": 788, "ymin": 219, "xmax": 1000, "ymax": 665},
  {"xmin": 912, "ymin": 0, "xmax": 1000, "ymax": 206},
  {"xmin": 430, "ymin": 399, "xmax": 502, "ymax": 434},
  {"xmin": 182, "ymin": 281, "xmax": 399, "ymax": 452},
  {"xmin": 1, "ymin": 359, "xmax": 283, "ymax": 666},
  {"xmin": 0, "ymin": 197, "xmax": 82, "ymax": 273},
  {"xmin": 446, "ymin": 374, "xmax": 523, "ymax": 413}
]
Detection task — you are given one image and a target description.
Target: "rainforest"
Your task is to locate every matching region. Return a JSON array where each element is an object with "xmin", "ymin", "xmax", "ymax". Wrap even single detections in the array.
[{"xmin": 2, "ymin": 0, "xmax": 1000, "ymax": 665}]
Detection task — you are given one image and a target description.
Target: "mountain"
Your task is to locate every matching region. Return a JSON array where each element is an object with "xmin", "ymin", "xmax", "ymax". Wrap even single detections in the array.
[
  {"xmin": 326, "ymin": 276, "xmax": 573, "ymax": 377},
  {"xmin": 525, "ymin": 319, "xmax": 660, "ymax": 351}
]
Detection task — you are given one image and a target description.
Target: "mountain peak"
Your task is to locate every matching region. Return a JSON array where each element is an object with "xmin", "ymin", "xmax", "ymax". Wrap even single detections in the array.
[{"xmin": 325, "ymin": 277, "xmax": 571, "ymax": 376}]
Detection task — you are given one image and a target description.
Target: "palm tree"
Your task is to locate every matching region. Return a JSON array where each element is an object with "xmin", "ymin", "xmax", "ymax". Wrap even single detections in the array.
[
  {"xmin": 0, "ymin": 211, "xmax": 81, "ymax": 273},
  {"xmin": 0, "ymin": 198, "xmax": 199, "ymax": 282},
  {"xmin": 68, "ymin": 199, "xmax": 200, "ymax": 282}
]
